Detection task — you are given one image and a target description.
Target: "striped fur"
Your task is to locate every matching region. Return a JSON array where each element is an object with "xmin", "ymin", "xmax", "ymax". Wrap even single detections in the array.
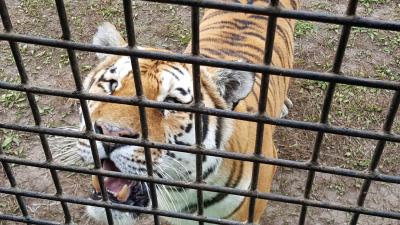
[{"xmin": 77, "ymin": 0, "xmax": 297, "ymax": 224}]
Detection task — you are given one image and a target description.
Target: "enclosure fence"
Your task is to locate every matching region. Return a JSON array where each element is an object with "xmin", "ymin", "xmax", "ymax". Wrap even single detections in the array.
[{"xmin": 0, "ymin": 0, "xmax": 400, "ymax": 224}]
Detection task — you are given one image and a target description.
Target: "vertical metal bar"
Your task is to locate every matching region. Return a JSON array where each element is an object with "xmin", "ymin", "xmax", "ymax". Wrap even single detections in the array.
[
  {"xmin": 0, "ymin": 151, "xmax": 30, "ymax": 224},
  {"xmin": 191, "ymin": 6, "xmax": 205, "ymax": 225},
  {"xmin": 298, "ymin": 1, "xmax": 359, "ymax": 224},
  {"xmin": 0, "ymin": 0, "xmax": 72, "ymax": 223},
  {"xmin": 247, "ymin": 0, "xmax": 279, "ymax": 223},
  {"xmin": 349, "ymin": 91, "xmax": 400, "ymax": 224},
  {"xmin": 53, "ymin": 0, "xmax": 114, "ymax": 224},
  {"xmin": 122, "ymin": 1, "xmax": 160, "ymax": 224}
]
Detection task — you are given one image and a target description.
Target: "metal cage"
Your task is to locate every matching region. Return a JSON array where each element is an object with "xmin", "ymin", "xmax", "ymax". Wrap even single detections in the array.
[{"xmin": 0, "ymin": 0, "xmax": 399, "ymax": 224}]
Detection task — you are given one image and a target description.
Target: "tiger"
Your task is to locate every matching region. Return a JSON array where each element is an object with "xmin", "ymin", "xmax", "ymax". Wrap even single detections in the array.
[{"xmin": 76, "ymin": 0, "xmax": 298, "ymax": 224}]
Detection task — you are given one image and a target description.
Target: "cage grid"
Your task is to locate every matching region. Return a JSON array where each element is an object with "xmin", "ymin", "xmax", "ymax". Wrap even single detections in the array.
[{"xmin": 0, "ymin": 0, "xmax": 400, "ymax": 225}]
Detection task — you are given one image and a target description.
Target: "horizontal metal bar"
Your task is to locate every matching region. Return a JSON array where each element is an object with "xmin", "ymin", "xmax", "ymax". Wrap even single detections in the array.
[
  {"xmin": 0, "ymin": 214, "xmax": 62, "ymax": 225},
  {"xmin": 0, "ymin": 33, "xmax": 399, "ymax": 91},
  {"xmin": 0, "ymin": 188, "xmax": 249, "ymax": 225},
  {"xmin": 0, "ymin": 135, "xmax": 399, "ymax": 185},
  {"xmin": 140, "ymin": 0, "xmax": 400, "ymax": 31},
  {"xmin": 1, "ymin": 183, "xmax": 400, "ymax": 221},
  {"xmin": 0, "ymin": 82, "xmax": 399, "ymax": 143}
]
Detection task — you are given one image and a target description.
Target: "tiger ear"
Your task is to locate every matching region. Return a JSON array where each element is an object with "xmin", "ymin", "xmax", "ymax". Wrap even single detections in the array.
[
  {"xmin": 213, "ymin": 68, "xmax": 255, "ymax": 107},
  {"xmin": 92, "ymin": 22, "xmax": 126, "ymax": 60}
]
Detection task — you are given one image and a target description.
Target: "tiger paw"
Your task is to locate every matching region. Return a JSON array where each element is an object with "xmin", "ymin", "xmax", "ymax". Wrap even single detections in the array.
[{"xmin": 280, "ymin": 98, "xmax": 293, "ymax": 118}]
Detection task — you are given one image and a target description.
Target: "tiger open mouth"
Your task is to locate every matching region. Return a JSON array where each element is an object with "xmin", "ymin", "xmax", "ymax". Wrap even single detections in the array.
[{"xmin": 91, "ymin": 159, "xmax": 150, "ymax": 215}]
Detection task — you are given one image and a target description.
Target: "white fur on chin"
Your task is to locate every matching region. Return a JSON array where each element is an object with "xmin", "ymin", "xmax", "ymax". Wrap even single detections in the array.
[{"xmin": 87, "ymin": 205, "xmax": 136, "ymax": 225}]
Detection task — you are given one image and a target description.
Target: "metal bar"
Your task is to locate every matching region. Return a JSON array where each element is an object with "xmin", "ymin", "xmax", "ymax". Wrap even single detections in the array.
[
  {"xmin": 298, "ymin": 1, "xmax": 359, "ymax": 224},
  {"xmin": 0, "ymin": 0, "xmax": 32, "ymax": 223},
  {"xmin": 0, "ymin": 154, "xmax": 399, "ymax": 207},
  {"xmin": 122, "ymin": 1, "xmax": 160, "ymax": 224},
  {"xmin": 247, "ymin": 0, "xmax": 279, "ymax": 222},
  {"xmin": 0, "ymin": 0, "xmax": 399, "ymax": 224},
  {"xmin": 1, "ymin": 33, "xmax": 399, "ymax": 91},
  {"xmin": 1, "ymin": 184, "xmax": 400, "ymax": 222},
  {"xmin": 139, "ymin": 0, "xmax": 400, "ymax": 31},
  {"xmin": 2, "ymin": 82, "xmax": 400, "ymax": 142},
  {"xmin": 0, "ymin": 214, "xmax": 62, "ymax": 225},
  {"xmin": 53, "ymin": 0, "xmax": 113, "ymax": 224},
  {"xmin": 1, "ymin": 140, "xmax": 400, "ymax": 185},
  {"xmin": 0, "ymin": 156, "xmax": 30, "ymax": 222},
  {"xmin": 349, "ymin": 91, "xmax": 400, "ymax": 224},
  {"xmin": 0, "ymin": 0, "xmax": 71, "ymax": 223},
  {"xmin": 191, "ymin": 5, "xmax": 205, "ymax": 225}
]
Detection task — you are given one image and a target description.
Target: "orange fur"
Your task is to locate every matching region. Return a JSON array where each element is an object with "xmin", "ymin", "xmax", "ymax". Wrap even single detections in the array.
[
  {"xmin": 82, "ymin": 0, "xmax": 297, "ymax": 224},
  {"xmin": 193, "ymin": 0, "xmax": 298, "ymax": 222}
]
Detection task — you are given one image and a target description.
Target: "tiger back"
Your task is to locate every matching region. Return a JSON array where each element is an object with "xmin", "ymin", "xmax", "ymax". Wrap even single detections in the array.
[{"xmin": 189, "ymin": 0, "xmax": 298, "ymax": 222}]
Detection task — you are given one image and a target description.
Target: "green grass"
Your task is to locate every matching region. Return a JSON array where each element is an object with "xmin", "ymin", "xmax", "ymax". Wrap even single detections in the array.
[
  {"xmin": 359, "ymin": 0, "xmax": 389, "ymax": 14},
  {"xmin": 295, "ymin": 21, "xmax": 314, "ymax": 38},
  {"xmin": 360, "ymin": 0, "xmax": 388, "ymax": 5},
  {"xmin": 0, "ymin": 130, "xmax": 25, "ymax": 157},
  {"xmin": 375, "ymin": 65, "xmax": 398, "ymax": 81},
  {"xmin": 167, "ymin": 21, "xmax": 191, "ymax": 47},
  {"xmin": 20, "ymin": 0, "xmax": 54, "ymax": 17},
  {"xmin": 0, "ymin": 90, "xmax": 26, "ymax": 109}
]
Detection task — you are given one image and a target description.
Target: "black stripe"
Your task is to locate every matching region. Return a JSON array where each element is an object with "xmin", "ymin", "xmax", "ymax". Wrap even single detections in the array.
[
  {"xmin": 229, "ymin": 161, "xmax": 244, "ymax": 191},
  {"xmin": 249, "ymin": 14, "xmax": 269, "ymax": 21},
  {"xmin": 289, "ymin": 0, "xmax": 298, "ymax": 9},
  {"xmin": 276, "ymin": 24, "xmax": 293, "ymax": 56},
  {"xmin": 164, "ymin": 69, "xmax": 180, "ymax": 80},
  {"xmin": 184, "ymin": 160, "xmax": 245, "ymax": 214},
  {"xmin": 202, "ymin": 163, "xmax": 218, "ymax": 180},
  {"xmin": 98, "ymin": 73, "xmax": 107, "ymax": 82},
  {"xmin": 221, "ymin": 160, "xmax": 247, "ymax": 220},
  {"xmin": 282, "ymin": 17, "xmax": 295, "ymax": 34},
  {"xmin": 96, "ymin": 83, "xmax": 108, "ymax": 93},
  {"xmin": 200, "ymin": 37, "xmax": 264, "ymax": 55},
  {"xmin": 202, "ymin": 114, "xmax": 209, "ymax": 142},
  {"xmin": 202, "ymin": 47, "xmax": 261, "ymax": 62},
  {"xmin": 223, "ymin": 195, "xmax": 246, "ymax": 219},
  {"xmin": 215, "ymin": 117, "xmax": 223, "ymax": 149},
  {"xmin": 175, "ymin": 87, "xmax": 188, "ymax": 96},
  {"xmin": 221, "ymin": 30, "xmax": 246, "ymax": 41},
  {"xmin": 204, "ymin": 20, "xmax": 254, "ymax": 31},
  {"xmin": 173, "ymin": 136, "xmax": 192, "ymax": 146},
  {"xmin": 87, "ymin": 76, "xmax": 96, "ymax": 90},
  {"xmin": 273, "ymin": 44, "xmax": 287, "ymax": 66},
  {"xmin": 251, "ymin": 89, "xmax": 259, "ymax": 103},
  {"xmin": 233, "ymin": 18, "xmax": 264, "ymax": 30},
  {"xmin": 169, "ymin": 65, "xmax": 186, "ymax": 76},
  {"xmin": 78, "ymin": 142, "xmax": 91, "ymax": 147},
  {"xmin": 185, "ymin": 123, "xmax": 193, "ymax": 133},
  {"xmin": 201, "ymin": 24, "xmax": 236, "ymax": 33},
  {"xmin": 200, "ymin": 52, "xmax": 215, "ymax": 59},
  {"xmin": 201, "ymin": 10, "xmax": 232, "ymax": 23},
  {"xmin": 243, "ymin": 31, "xmax": 266, "ymax": 41}
]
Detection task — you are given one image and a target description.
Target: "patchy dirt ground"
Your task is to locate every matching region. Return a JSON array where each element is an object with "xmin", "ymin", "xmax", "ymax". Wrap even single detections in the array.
[{"xmin": 0, "ymin": 0, "xmax": 399, "ymax": 225}]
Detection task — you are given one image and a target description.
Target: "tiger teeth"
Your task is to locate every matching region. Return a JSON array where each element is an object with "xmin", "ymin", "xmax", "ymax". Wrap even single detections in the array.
[
  {"xmin": 92, "ymin": 175, "xmax": 101, "ymax": 193},
  {"xmin": 117, "ymin": 184, "xmax": 130, "ymax": 202}
]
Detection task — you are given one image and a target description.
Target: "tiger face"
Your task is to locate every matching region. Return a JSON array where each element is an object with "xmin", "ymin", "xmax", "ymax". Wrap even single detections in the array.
[{"xmin": 78, "ymin": 23, "xmax": 255, "ymax": 224}]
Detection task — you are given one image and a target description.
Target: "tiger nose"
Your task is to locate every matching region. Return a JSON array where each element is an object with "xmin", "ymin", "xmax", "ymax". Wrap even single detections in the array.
[
  {"xmin": 94, "ymin": 122, "xmax": 140, "ymax": 155},
  {"xmin": 94, "ymin": 121, "xmax": 140, "ymax": 138}
]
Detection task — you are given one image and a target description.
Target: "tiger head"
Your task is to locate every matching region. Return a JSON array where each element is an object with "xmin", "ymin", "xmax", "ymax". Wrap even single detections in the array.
[{"xmin": 78, "ymin": 23, "xmax": 255, "ymax": 224}]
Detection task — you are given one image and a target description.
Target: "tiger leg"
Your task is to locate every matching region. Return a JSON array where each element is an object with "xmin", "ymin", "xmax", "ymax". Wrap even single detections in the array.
[
  {"xmin": 229, "ymin": 137, "xmax": 278, "ymax": 224},
  {"xmin": 280, "ymin": 98, "xmax": 293, "ymax": 118}
]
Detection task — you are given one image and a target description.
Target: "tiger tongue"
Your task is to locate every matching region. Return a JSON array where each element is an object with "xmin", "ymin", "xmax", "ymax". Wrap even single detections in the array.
[
  {"xmin": 101, "ymin": 159, "xmax": 133, "ymax": 201},
  {"xmin": 91, "ymin": 159, "xmax": 135, "ymax": 202},
  {"xmin": 104, "ymin": 176, "xmax": 132, "ymax": 195}
]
